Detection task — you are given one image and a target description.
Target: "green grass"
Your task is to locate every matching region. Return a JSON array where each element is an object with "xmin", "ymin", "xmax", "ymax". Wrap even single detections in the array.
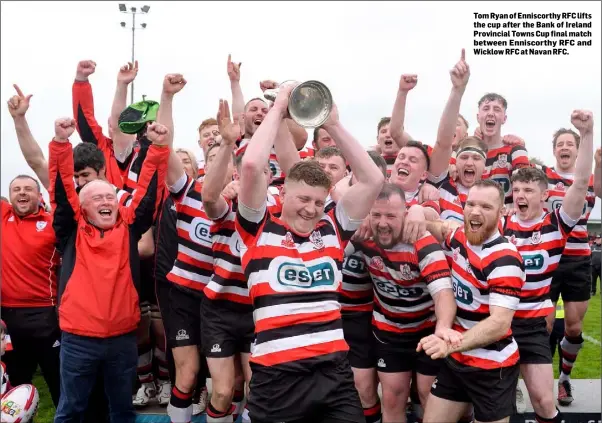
[{"xmin": 29, "ymin": 279, "xmax": 602, "ymax": 423}]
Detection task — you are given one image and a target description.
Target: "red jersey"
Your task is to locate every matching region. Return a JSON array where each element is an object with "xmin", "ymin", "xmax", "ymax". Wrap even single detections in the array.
[
  {"xmin": 443, "ymin": 228, "xmax": 525, "ymax": 370},
  {"xmin": 1, "ymin": 201, "xmax": 59, "ymax": 307},
  {"xmin": 428, "ymin": 172, "xmax": 468, "ymax": 223},
  {"xmin": 482, "ymin": 145, "xmax": 529, "ymax": 205},
  {"xmin": 340, "ymin": 247, "xmax": 373, "ymax": 314}
]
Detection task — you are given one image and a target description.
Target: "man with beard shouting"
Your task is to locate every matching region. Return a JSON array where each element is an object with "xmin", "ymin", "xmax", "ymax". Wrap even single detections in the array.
[{"xmin": 419, "ymin": 179, "xmax": 526, "ymax": 423}]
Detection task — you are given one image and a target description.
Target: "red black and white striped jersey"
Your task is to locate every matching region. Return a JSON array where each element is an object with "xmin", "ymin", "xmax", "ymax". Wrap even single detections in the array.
[
  {"xmin": 443, "ymin": 228, "xmax": 525, "ymax": 370},
  {"xmin": 298, "ymin": 146, "xmax": 315, "ymax": 160},
  {"xmin": 427, "ymin": 172, "xmax": 468, "ymax": 223},
  {"xmin": 235, "ymin": 200, "xmax": 361, "ymax": 371},
  {"xmin": 204, "ymin": 193, "xmax": 283, "ymax": 312},
  {"xmin": 481, "ymin": 145, "xmax": 529, "ymax": 205},
  {"xmin": 197, "ymin": 160, "xmax": 205, "ymax": 182},
  {"xmin": 166, "ymin": 174, "xmax": 214, "ymax": 292},
  {"xmin": 347, "ymin": 234, "xmax": 451, "ymax": 347},
  {"xmin": 405, "ymin": 189, "xmax": 441, "ymax": 215},
  {"xmin": 237, "ymin": 139, "xmax": 285, "ymax": 187},
  {"xmin": 340, "ymin": 245, "xmax": 373, "ymax": 314},
  {"xmin": 502, "ymin": 208, "xmax": 577, "ymax": 319},
  {"xmin": 537, "ymin": 165, "xmax": 595, "ymax": 260}
]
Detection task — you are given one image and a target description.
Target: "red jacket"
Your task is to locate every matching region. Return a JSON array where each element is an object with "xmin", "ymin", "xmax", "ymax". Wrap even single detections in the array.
[
  {"xmin": 48, "ymin": 140, "xmax": 168, "ymax": 338},
  {"xmin": 1, "ymin": 201, "xmax": 59, "ymax": 307},
  {"xmin": 72, "ymin": 80, "xmax": 134, "ymax": 188}
]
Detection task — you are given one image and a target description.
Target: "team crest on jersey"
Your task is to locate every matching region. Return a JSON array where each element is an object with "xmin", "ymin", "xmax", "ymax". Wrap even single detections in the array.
[
  {"xmin": 452, "ymin": 247, "xmax": 460, "ymax": 261},
  {"xmin": 36, "ymin": 221, "xmax": 47, "ymax": 232},
  {"xmin": 531, "ymin": 231, "xmax": 541, "ymax": 244},
  {"xmin": 399, "ymin": 264, "xmax": 413, "ymax": 280},
  {"xmin": 496, "ymin": 154, "xmax": 508, "ymax": 168},
  {"xmin": 281, "ymin": 232, "xmax": 295, "ymax": 248},
  {"xmin": 509, "ymin": 235, "xmax": 517, "ymax": 245},
  {"xmin": 555, "ymin": 182, "xmax": 565, "ymax": 191},
  {"xmin": 309, "ymin": 231, "xmax": 324, "ymax": 250},
  {"xmin": 453, "ymin": 197, "xmax": 462, "ymax": 205},
  {"xmin": 370, "ymin": 256, "xmax": 385, "ymax": 271}
]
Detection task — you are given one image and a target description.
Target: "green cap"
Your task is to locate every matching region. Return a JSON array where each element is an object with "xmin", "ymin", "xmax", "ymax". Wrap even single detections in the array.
[{"xmin": 118, "ymin": 100, "xmax": 159, "ymax": 134}]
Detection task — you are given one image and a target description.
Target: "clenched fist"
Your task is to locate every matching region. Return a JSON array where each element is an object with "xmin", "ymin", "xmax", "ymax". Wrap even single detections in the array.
[
  {"xmin": 571, "ymin": 109, "xmax": 593, "ymax": 134},
  {"xmin": 118, "ymin": 61, "xmax": 138, "ymax": 85},
  {"xmin": 54, "ymin": 118, "xmax": 76, "ymax": 141},
  {"xmin": 7, "ymin": 84, "xmax": 32, "ymax": 118},
  {"xmin": 259, "ymin": 80, "xmax": 279, "ymax": 92},
  {"xmin": 399, "ymin": 74, "xmax": 418, "ymax": 92},
  {"xmin": 76, "ymin": 60, "xmax": 96, "ymax": 81},
  {"xmin": 147, "ymin": 122, "xmax": 170, "ymax": 145},
  {"xmin": 162, "ymin": 74, "xmax": 187, "ymax": 95}
]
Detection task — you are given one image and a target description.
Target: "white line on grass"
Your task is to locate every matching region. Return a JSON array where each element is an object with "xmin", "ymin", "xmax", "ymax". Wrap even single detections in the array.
[{"xmin": 583, "ymin": 333, "xmax": 601, "ymax": 346}]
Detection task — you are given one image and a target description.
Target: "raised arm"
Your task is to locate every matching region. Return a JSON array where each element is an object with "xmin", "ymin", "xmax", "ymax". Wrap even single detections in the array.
[
  {"xmin": 156, "ymin": 74, "xmax": 187, "ymax": 187},
  {"xmin": 389, "ymin": 74, "xmax": 416, "ymax": 148},
  {"xmin": 123, "ymin": 123, "xmax": 171, "ymax": 238},
  {"xmin": 429, "ymin": 49, "xmax": 470, "ymax": 177},
  {"xmin": 7, "ymin": 85, "xmax": 49, "ymax": 189},
  {"xmin": 594, "ymin": 148, "xmax": 602, "ymax": 199},
  {"xmin": 239, "ymin": 85, "xmax": 293, "ymax": 210},
  {"xmin": 322, "ymin": 105, "xmax": 385, "ymax": 220},
  {"xmin": 562, "ymin": 110, "xmax": 595, "ymax": 220},
  {"xmin": 48, "ymin": 118, "xmax": 80, "ymax": 251},
  {"xmin": 110, "ymin": 61, "xmax": 138, "ymax": 160},
  {"xmin": 202, "ymin": 100, "xmax": 239, "ymax": 220},
  {"xmin": 274, "ymin": 120, "xmax": 301, "ymax": 176},
  {"xmin": 72, "ymin": 60, "xmax": 110, "ymax": 147},
  {"xmin": 227, "ymin": 54, "xmax": 245, "ymax": 117}
]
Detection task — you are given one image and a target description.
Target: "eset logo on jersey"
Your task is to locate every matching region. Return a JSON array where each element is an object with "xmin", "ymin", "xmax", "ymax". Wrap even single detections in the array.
[
  {"xmin": 374, "ymin": 277, "xmax": 424, "ymax": 299},
  {"xmin": 452, "ymin": 276, "xmax": 474, "ymax": 306},
  {"xmin": 523, "ymin": 254, "xmax": 545, "ymax": 270},
  {"xmin": 189, "ymin": 218, "xmax": 211, "ymax": 244},
  {"xmin": 343, "ymin": 255, "xmax": 365, "ymax": 273},
  {"xmin": 277, "ymin": 262, "xmax": 336, "ymax": 288}
]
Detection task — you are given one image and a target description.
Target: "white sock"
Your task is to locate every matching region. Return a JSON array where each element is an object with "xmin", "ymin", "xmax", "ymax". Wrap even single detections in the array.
[{"xmin": 559, "ymin": 372, "xmax": 570, "ymax": 383}]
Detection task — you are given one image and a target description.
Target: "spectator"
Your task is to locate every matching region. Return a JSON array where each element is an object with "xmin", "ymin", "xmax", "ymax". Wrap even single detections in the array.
[
  {"xmin": 592, "ymin": 236, "xmax": 601, "ymax": 295},
  {"xmin": 49, "ymin": 118, "xmax": 170, "ymax": 423}
]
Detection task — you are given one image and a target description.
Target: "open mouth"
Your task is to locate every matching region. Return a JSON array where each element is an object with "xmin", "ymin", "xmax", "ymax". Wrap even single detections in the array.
[
  {"xmin": 253, "ymin": 119, "xmax": 262, "ymax": 126},
  {"xmin": 99, "ymin": 209, "xmax": 113, "ymax": 217},
  {"xmin": 517, "ymin": 201, "xmax": 528, "ymax": 213},
  {"xmin": 485, "ymin": 119, "xmax": 495, "ymax": 129},
  {"xmin": 384, "ymin": 140, "xmax": 393, "ymax": 147},
  {"xmin": 17, "ymin": 198, "xmax": 29, "ymax": 205},
  {"xmin": 463, "ymin": 169, "xmax": 475, "ymax": 178},
  {"xmin": 397, "ymin": 168, "xmax": 410, "ymax": 177},
  {"xmin": 469, "ymin": 220, "xmax": 483, "ymax": 231},
  {"xmin": 560, "ymin": 153, "xmax": 571, "ymax": 160}
]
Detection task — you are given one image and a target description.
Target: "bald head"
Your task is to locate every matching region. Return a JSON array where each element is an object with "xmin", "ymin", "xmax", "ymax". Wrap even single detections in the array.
[
  {"xmin": 78, "ymin": 179, "xmax": 115, "ymax": 204},
  {"xmin": 79, "ymin": 179, "xmax": 119, "ymax": 230}
]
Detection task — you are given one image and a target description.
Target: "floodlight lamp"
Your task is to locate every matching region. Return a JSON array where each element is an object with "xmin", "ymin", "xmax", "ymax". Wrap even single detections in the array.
[
  {"xmin": 120, "ymin": 21, "xmax": 126, "ymax": 27},
  {"xmin": 141, "ymin": 23, "xmax": 147, "ymax": 28},
  {"xmin": 141, "ymin": 5, "xmax": 150, "ymax": 13},
  {"xmin": 119, "ymin": 3, "xmax": 126, "ymax": 12}
]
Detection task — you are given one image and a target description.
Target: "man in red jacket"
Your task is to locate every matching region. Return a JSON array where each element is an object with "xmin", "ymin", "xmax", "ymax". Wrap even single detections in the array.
[{"xmin": 48, "ymin": 117, "xmax": 170, "ymax": 423}]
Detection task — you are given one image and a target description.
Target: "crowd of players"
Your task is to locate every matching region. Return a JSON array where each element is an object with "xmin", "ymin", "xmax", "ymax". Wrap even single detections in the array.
[{"xmin": 1, "ymin": 48, "xmax": 601, "ymax": 423}]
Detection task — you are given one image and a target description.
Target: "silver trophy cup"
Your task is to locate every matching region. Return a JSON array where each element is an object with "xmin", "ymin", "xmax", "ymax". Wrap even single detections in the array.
[{"xmin": 264, "ymin": 81, "xmax": 333, "ymax": 128}]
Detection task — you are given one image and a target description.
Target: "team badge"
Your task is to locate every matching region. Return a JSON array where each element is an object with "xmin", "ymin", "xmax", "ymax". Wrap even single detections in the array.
[
  {"xmin": 281, "ymin": 232, "xmax": 295, "ymax": 248},
  {"xmin": 453, "ymin": 197, "xmax": 462, "ymax": 205},
  {"xmin": 36, "ymin": 221, "xmax": 47, "ymax": 232},
  {"xmin": 555, "ymin": 182, "xmax": 565, "ymax": 191},
  {"xmin": 496, "ymin": 154, "xmax": 508, "ymax": 168},
  {"xmin": 452, "ymin": 247, "xmax": 460, "ymax": 261},
  {"xmin": 399, "ymin": 264, "xmax": 413, "ymax": 280},
  {"xmin": 309, "ymin": 231, "xmax": 324, "ymax": 250},
  {"xmin": 509, "ymin": 235, "xmax": 517, "ymax": 245},
  {"xmin": 370, "ymin": 256, "xmax": 385, "ymax": 271},
  {"xmin": 531, "ymin": 231, "xmax": 541, "ymax": 244}
]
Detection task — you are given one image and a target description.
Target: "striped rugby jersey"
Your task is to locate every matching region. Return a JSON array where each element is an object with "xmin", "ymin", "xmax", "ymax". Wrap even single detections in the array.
[
  {"xmin": 237, "ymin": 139, "xmax": 285, "ymax": 187},
  {"xmin": 166, "ymin": 173, "xmax": 215, "ymax": 292},
  {"xmin": 340, "ymin": 246, "xmax": 373, "ymax": 314},
  {"xmin": 204, "ymin": 193, "xmax": 283, "ymax": 312},
  {"xmin": 502, "ymin": 208, "xmax": 577, "ymax": 319},
  {"xmin": 347, "ymin": 233, "xmax": 452, "ymax": 348},
  {"xmin": 481, "ymin": 144, "xmax": 530, "ymax": 205},
  {"xmin": 443, "ymin": 228, "xmax": 525, "ymax": 370},
  {"xmin": 235, "ymin": 200, "xmax": 361, "ymax": 370},
  {"xmin": 427, "ymin": 171, "xmax": 469, "ymax": 223},
  {"xmin": 536, "ymin": 164, "xmax": 595, "ymax": 260}
]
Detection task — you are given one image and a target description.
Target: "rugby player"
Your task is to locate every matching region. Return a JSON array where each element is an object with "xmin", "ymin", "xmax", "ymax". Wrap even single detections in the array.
[
  {"xmin": 420, "ymin": 179, "xmax": 526, "ymax": 423},
  {"xmin": 235, "ymin": 83, "xmax": 384, "ymax": 422},
  {"xmin": 533, "ymin": 114, "xmax": 597, "ymax": 406},
  {"xmin": 347, "ymin": 183, "xmax": 457, "ymax": 423},
  {"xmin": 505, "ymin": 111, "xmax": 593, "ymax": 422}
]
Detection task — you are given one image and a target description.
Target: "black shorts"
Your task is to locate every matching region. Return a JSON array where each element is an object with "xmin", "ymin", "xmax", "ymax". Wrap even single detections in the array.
[
  {"xmin": 248, "ymin": 359, "xmax": 364, "ymax": 423},
  {"xmin": 201, "ymin": 297, "xmax": 254, "ymax": 358},
  {"xmin": 156, "ymin": 278, "xmax": 203, "ymax": 349},
  {"xmin": 550, "ymin": 257, "xmax": 591, "ymax": 303},
  {"xmin": 139, "ymin": 257, "xmax": 157, "ymax": 305},
  {"xmin": 512, "ymin": 318, "xmax": 552, "ymax": 364},
  {"xmin": 431, "ymin": 359, "xmax": 519, "ymax": 422},
  {"xmin": 342, "ymin": 311, "xmax": 375, "ymax": 369},
  {"xmin": 374, "ymin": 335, "xmax": 440, "ymax": 375}
]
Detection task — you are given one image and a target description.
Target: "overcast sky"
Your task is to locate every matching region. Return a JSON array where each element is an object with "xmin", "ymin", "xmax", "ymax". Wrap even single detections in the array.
[{"xmin": 1, "ymin": 1, "xmax": 600, "ymax": 217}]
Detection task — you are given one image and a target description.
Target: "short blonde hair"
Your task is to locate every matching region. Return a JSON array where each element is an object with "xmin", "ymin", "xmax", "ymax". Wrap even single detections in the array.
[
  {"xmin": 175, "ymin": 148, "xmax": 199, "ymax": 176},
  {"xmin": 198, "ymin": 118, "xmax": 218, "ymax": 135}
]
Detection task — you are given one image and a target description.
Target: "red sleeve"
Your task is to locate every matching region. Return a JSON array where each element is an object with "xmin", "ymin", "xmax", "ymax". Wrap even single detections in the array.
[
  {"xmin": 72, "ymin": 80, "xmax": 112, "ymax": 151},
  {"xmin": 1, "ymin": 198, "xmax": 11, "ymax": 219},
  {"xmin": 122, "ymin": 145, "xmax": 169, "ymax": 236}
]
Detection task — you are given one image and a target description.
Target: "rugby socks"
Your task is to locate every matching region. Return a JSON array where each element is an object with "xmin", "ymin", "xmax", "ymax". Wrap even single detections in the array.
[
  {"xmin": 364, "ymin": 400, "xmax": 382, "ymax": 423},
  {"xmin": 168, "ymin": 386, "xmax": 193, "ymax": 423},
  {"xmin": 207, "ymin": 403, "xmax": 235, "ymax": 423},
  {"xmin": 232, "ymin": 389, "xmax": 245, "ymax": 421},
  {"xmin": 154, "ymin": 345, "xmax": 170, "ymax": 383},
  {"xmin": 559, "ymin": 333, "xmax": 584, "ymax": 380},
  {"xmin": 137, "ymin": 340, "xmax": 154, "ymax": 384},
  {"xmin": 535, "ymin": 408, "xmax": 561, "ymax": 423}
]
